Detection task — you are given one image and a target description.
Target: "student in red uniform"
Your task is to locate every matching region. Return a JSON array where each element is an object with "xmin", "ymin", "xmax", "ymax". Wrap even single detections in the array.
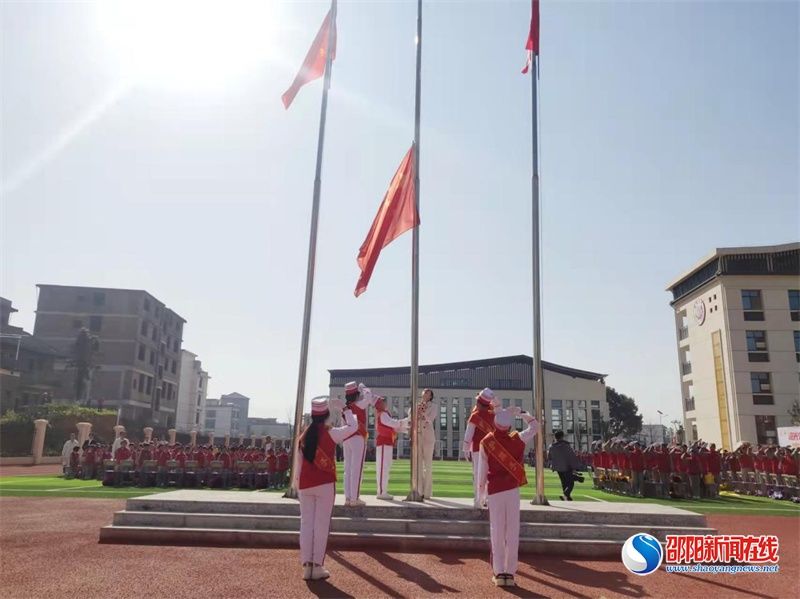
[
  {"xmin": 81, "ymin": 443, "xmax": 96, "ymax": 480},
  {"xmin": 276, "ymin": 442, "xmax": 290, "ymax": 488},
  {"xmin": 341, "ymin": 381, "xmax": 376, "ymax": 507},
  {"xmin": 683, "ymin": 448, "xmax": 702, "ymax": 498},
  {"xmin": 266, "ymin": 448, "xmax": 277, "ymax": 488},
  {"xmin": 373, "ymin": 395, "xmax": 409, "ymax": 500},
  {"xmin": 478, "ymin": 408, "xmax": 538, "ymax": 587},
  {"xmin": 705, "ymin": 444, "xmax": 721, "ymax": 498},
  {"xmin": 628, "ymin": 443, "xmax": 645, "ymax": 497},
  {"xmin": 218, "ymin": 446, "xmax": 233, "ymax": 487},
  {"xmin": 462, "ymin": 388, "xmax": 498, "ymax": 508},
  {"xmin": 155, "ymin": 442, "xmax": 170, "ymax": 487},
  {"xmin": 298, "ymin": 397, "xmax": 358, "ymax": 581},
  {"xmin": 68, "ymin": 446, "xmax": 80, "ymax": 479},
  {"xmin": 114, "ymin": 439, "xmax": 133, "ymax": 486}
]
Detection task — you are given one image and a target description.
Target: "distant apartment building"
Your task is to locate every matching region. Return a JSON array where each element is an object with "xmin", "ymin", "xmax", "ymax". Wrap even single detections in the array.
[
  {"xmin": 636, "ymin": 424, "xmax": 670, "ymax": 446},
  {"xmin": 0, "ymin": 297, "xmax": 64, "ymax": 413},
  {"xmin": 248, "ymin": 417, "xmax": 291, "ymax": 440},
  {"xmin": 667, "ymin": 243, "xmax": 800, "ymax": 447},
  {"xmin": 220, "ymin": 392, "xmax": 250, "ymax": 436},
  {"xmin": 203, "ymin": 397, "xmax": 240, "ymax": 438},
  {"xmin": 175, "ymin": 350, "xmax": 209, "ymax": 433},
  {"xmin": 33, "ymin": 285, "xmax": 186, "ymax": 428}
]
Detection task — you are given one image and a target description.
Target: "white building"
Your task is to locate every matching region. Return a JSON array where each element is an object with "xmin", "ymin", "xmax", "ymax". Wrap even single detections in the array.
[
  {"xmin": 667, "ymin": 243, "xmax": 800, "ymax": 447},
  {"xmin": 328, "ymin": 355, "xmax": 608, "ymax": 458},
  {"xmin": 636, "ymin": 424, "xmax": 670, "ymax": 446},
  {"xmin": 204, "ymin": 397, "xmax": 240, "ymax": 438},
  {"xmin": 248, "ymin": 417, "xmax": 291, "ymax": 440},
  {"xmin": 175, "ymin": 350, "xmax": 209, "ymax": 433}
]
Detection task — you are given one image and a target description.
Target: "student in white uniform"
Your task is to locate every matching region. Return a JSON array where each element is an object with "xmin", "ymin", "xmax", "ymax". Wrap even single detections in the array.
[
  {"xmin": 297, "ymin": 397, "xmax": 358, "ymax": 581},
  {"xmin": 374, "ymin": 396, "xmax": 410, "ymax": 500},
  {"xmin": 478, "ymin": 408, "xmax": 538, "ymax": 587}
]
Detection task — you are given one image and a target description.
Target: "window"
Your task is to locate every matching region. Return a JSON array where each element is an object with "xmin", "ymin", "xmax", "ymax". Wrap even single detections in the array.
[
  {"xmin": 149, "ymin": 350, "xmax": 155, "ymax": 366},
  {"xmin": 151, "ymin": 327, "xmax": 157, "ymax": 341},
  {"xmin": 551, "ymin": 400, "xmax": 563, "ymax": 433},
  {"xmin": 741, "ymin": 290, "xmax": 764, "ymax": 321},
  {"xmin": 132, "ymin": 377, "xmax": 138, "ymax": 391},
  {"xmin": 451, "ymin": 403, "xmax": 459, "ymax": 432},
  {"xmin": 789, "ymin": 290, "xmax": 800, "ymax": 321},
  {"xmin": 145, "ymin": 376, "xmax": 153, "ymax": 394},
  {"xmin": 92, "ymin": 291, "xmax": 106, "ymax": 306},
  {"xmin": 89, "ymin": 315, "xmax": 102, "ymax": 332},
  {"xmin": 137, "ymin": 344, "xmax": 145, "ymax": 361},
  {"xmin": 439, "ymin": 404, "xmax": 447, "ymax": 430},
  {"xmin": 173, "ymin": 339, "xmax": 179, "ymax": 352},
  {"xmin": 750, "ymin": 372, "xmax": 773, "ymax": 405},
  {"xmin": 139, "ymin": 373, "xmax": 146, "ymax": 392},
  {"xmin": 143, "ymin": 298, "xmax": 150, "ymax": 312},
  {"xmin": 140, "ymin": 321, "xmax": 148, "ymax": 336},
  {"xmin": 171, "ymin": 360, "xmax": 177, "ymax": 374},
  {"xmin": 72, "ymin": 319, "xmax": 82, "ymax": 329},
  {"xmin": 795, "ymin": 331, "xmax": 800, "ymax": 362},
  {"xmin": 502, "ymin": 398, "xmax": 510, "ymax": 408},
  {"xmin": 745, "ymin": 331, "xmax": 769, "ymax": 362},
  {"xmin": 755, "ymin": 415, "xmax": 777, "ymax": 445}
]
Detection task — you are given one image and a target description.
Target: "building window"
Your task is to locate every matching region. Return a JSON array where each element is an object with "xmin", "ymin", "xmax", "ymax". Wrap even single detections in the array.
[
  {"xmin": 139, "ymin": 373, "xmax": 146, "ymax": 392},
  {"xmin": 149, "ymin": 350, "xmax": 155, "ymax": 365},
  {"xmin": 750, "ymin": 372, "xmax": 773, "ymax": 405},
  {"xmin": 755, "ymin": 415, "xmax": 777, "ymax": 445},
  {"xmin": 143, "ymin": 298, "xmax": 150, "ymax": 312},
  {"xmin": 789, "ymin": 290, "xmax": 800, "ymax": 321},
  {"xmin": 145, "ymin": 376, "xmax": 153, "ymax": 394},
  {"xmin": 451, "ymin": 403, "xmax": 459, "ymax": 433},
  {"xmin": 151, "ymin": 327, "xmax": 157, "ymax": 341},
  {"xmin": 439, "ymin": 404, "xmax": 447, "ymax": 430},
  {"xmin": 745, "ymin": 331, "xmax": 769, "ymax": 362},
  {"xmin": 93, "ymin": 291, "xmax": 106, "ymax": 306},
  {"xmin": 140, "ymin": 321, "xmax": 148, "ymax": 336},
  {"xmin": 132, "ymin": 377, "xmax": 138, "ymax": 391},
  {"xmin": 173, "ymin": 339, "xmax": 179, "ymax": 352},
  {"xmin": 795, "ymin": 331, "xmax": 800, "ymax": 362},
  {"xmin": 171, "ymin": 360, "xmax": 177, "ymax": 374},
  {"xmin": 685, "ymin": 396, "xmax": 696, "ymax": 411},
  {"xmin": 89, "ymin": 315, "xmax": 102, "ymax": 332},
  {"xmin": 741, "ymin": 290, "xmax": 764, "ymax": 321},
  {"xmin": 137, "ymin": 344, "xmax": 145, "ymax": 361},
  {"xmin": 551, "ymin": 400, "xmax": 563, "ymax": 433}
]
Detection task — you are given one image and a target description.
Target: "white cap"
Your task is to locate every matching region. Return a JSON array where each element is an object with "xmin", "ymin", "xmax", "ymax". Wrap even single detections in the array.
[
  {"xmin": 477, "ymin": 388, "xmax": 495, "ymax": 406},
  {"xmin": 494, "ymin": 409, "xmax": 513, "ymax": 430},
  {"xmin": 311, "ymin": 397, "xmax": 329, "ymax": 416}
]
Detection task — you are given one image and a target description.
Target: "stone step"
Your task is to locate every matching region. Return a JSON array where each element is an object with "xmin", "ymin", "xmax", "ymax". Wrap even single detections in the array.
[
  {"xmin": 111, "ymin": 510, "xmax": 715, "ymax": 541},
  {"xmin": 125, "ymin": 495, "xmax": 707, "ymax": 528},
  {"xmin": 98, "ymin": 525, "xmax": 625, "ymax": 557}
]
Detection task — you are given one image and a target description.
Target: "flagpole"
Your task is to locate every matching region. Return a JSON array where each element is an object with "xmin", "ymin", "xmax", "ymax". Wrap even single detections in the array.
[
  {"xmin": 286, "ymin": 0, "xmax": 337, "ymax": 500},
  {"xmin": 530, "ymin": 55, "xmax": 548, "ymax": 506},
  {"xmin": 406, "ymin": 0, "xmax": 424, "ymax": 503}
]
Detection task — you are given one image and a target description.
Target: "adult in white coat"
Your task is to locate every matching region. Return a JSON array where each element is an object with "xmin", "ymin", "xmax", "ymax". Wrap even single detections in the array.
[
  {"xmin": 417, "ymin": 388, "xmax": 436, "ymax": 498},
  {"xmin": 478, "ymin": 408, "xmax": 538, "ymax": 587},
  {"xmin": 61, "ymin": 434, "xmax": 79, "ymax": 474},
  {"xmin": 297, "ymin": 397, "xmax": 358, "ymax": 581}
]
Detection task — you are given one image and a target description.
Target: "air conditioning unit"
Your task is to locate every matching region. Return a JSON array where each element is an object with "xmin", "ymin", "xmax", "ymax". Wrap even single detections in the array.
[
  {"xmin": 761, "ymin": 383, "xmax": 771, "ymax": 392},
  {"xmin": 755, "ymin": 341, "xmax": 766, "ymax": 349}
]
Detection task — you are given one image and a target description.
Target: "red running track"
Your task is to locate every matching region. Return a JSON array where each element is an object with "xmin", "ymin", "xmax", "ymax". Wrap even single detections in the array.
[{"xmin": 0, "ymin": 497, "xmax": 797, "ymax": 599}]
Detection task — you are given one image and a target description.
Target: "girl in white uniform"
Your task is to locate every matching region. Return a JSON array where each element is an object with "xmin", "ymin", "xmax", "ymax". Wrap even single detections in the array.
[{"xmin": 297, "ymin": 397, "xmax": 358, "ymax": 581}]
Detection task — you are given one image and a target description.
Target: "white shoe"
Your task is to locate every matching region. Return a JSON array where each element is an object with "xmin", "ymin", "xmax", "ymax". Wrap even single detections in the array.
[
  {"xmin": 376, "ymin": 493, "xmax": 394, "ymax": 500},
  {"xmin": 302, "ymin": 563, "xmax": 312, "ymax": 580},
  {"xmin": 311, "ymin": 564, "xmax": 330, "ymax": 580},
  {"xmin": 473, "ymin": 499, "xmax": 481, "ymax": 509}
]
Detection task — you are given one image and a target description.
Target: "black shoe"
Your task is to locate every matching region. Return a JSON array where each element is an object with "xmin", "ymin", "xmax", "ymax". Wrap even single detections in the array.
[
  {"xmin": 566, "ymin": 496, "xmax": 573, "ymax": 501},
  {"xmin": 559, "ymin": 495, "xmax": 565, "ymax": 501}
]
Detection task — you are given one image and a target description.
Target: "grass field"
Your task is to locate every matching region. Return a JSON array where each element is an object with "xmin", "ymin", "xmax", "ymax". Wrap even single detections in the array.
[{"xmin": 1, "ymin": 460, "xmax": 798, "ymax": 516}]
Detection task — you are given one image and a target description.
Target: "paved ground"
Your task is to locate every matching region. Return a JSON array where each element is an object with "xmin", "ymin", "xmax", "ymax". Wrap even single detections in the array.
[{"xmin": 0, "ymin": 497, "xmax": 797, "ymax": 598}]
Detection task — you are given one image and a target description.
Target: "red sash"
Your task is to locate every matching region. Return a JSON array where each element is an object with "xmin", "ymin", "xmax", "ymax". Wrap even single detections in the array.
[
  {"xmin": 470, "ymin": 410, "xmax": 494, "ymax": 436},
  {"xmin": 482, "ymin": 432, "xmax": 528, "ymax": 487},
  {"xmin": 312, "ymin": 441, "xmax": 335, "ymax": 475}
]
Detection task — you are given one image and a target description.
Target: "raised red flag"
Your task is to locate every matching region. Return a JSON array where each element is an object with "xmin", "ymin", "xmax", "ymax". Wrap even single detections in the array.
[
  {"xmin": 354, "ymin": 146, "xmax": 419, "ymax": 298},
  {"xmin": 522, "ymin": 0, "xmax": 539, "ymax": 74},
  {"xmin": 282, "ymin": 8, "xmax": 336, "ymax": 109}
]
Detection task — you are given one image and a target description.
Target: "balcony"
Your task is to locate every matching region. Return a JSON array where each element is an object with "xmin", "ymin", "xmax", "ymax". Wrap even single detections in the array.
[
  {"xmin": 681, "ymin": 362, "xmax": 692, "ymax": 376},
  {"xmin": 678, "ymin": 326, "xmax": 689, "ymax": 341},
  {"xmin": 684, "ymin": 396, "xmax": 696, "ymax": 412}
]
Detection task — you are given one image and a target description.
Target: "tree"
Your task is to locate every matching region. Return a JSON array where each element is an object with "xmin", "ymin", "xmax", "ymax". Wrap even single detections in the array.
[
  {"xmin": 605, "ymin": 387, "xmax": 643, "ymax": 439},
  {"xmin": 71, "ymin": 328, "xmax": 99, "ymax": 404},
  {"xmin": 788, "ymin": 399, "xmax": 800, "ymax": 426}
]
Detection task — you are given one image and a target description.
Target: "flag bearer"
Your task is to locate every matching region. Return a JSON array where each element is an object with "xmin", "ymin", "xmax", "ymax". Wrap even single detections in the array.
[
  {"xmin": 418, "ymin": 388, "xmax": 437, "ymax": 498},
  {"xmin": 478, "ymin": 408, "xmax": 538, "ymax": 587},
  {"xmin": 298, "ymin": 397, "xmax": 358, "ymax": 581},
  {"xmin": 342, "ymin": 381, "xmax": 376, "ymax": 506},
  {"xmin": 374, "ymin": 396, "xmax": 410, "ymax": 500},
  {"xmin": 462, "ymin": 388, "xmax": 498, "ymax": 507}
]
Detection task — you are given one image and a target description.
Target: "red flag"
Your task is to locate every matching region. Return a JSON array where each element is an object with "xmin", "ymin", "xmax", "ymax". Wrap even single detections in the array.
[
  {"xmin": 522, "ymin": 0, "xmax": 539, "ymax": 74},
  {"xmin": 282, "ymin": 8, "xmax": 336, "ymax": 109},
  {"xmin": 354, "ymin": 146, "xmax": 419, "ymax": 298}
]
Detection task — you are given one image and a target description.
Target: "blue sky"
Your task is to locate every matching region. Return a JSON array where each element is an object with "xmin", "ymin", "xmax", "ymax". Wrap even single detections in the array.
[{"xmin": 2, "ymin": 1, "xmax": 797, "ymax": 426}]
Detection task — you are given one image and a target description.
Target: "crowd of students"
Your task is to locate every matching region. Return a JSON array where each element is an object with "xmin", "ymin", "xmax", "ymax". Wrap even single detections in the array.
[
  {"xmin": 64, "ymin": 434, "xmax": 291, "ymax": 489},
  {"xmin": 583, "ymin": 439, "xmax": 800, "ymax": 502}
]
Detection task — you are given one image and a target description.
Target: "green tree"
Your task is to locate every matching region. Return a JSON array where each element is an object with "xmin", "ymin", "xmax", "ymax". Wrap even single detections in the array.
[
  {"xmin": 788, "ymin": 399, "xmax": 800, "ymax": 426},
  {"xmin": 71, "ymin": 328, "xmax": 99, "ymax": 404},
  {"xmin": 606, "ymin": 387, "xmax": 643, "ymax": 438}
]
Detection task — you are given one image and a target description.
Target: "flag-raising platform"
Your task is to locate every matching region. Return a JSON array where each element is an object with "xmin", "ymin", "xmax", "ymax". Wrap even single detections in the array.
[{"xmin": 99, "ymin": 490, "xmax": 714, "ymax": 558}]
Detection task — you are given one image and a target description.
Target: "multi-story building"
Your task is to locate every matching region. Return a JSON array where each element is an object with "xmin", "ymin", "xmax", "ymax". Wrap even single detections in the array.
[
  {"xmin": 203, "ymin": 397, "xmax": 240, "ymax": 438},
  {"xmin": 248, "ymin": 417, "xmax": 292, "ymax": 441},
  {"xmin": 666, "ymin": 243, "xmax": 800, "ymax": 447},
  {"xmin": 220, "ymin": 392, "xmax": 250, "ymax": 437},
  {"xmin": 175, "ymin": 350, "xmax": 209, "ymax": 433},
  {"xmin": 328, "ymin": 355, "xmax": 608, "ymax": 459},
  {"xmin": 0, "ymin": 297, "xmax": 64, "ymax": 413},
  {"xmin": 636, "ymin": 424, "xmax": 670, "ymax": 446},
  {"xmin": 33, "ymin": 285, "xmax": 186, "ymax": 427}
]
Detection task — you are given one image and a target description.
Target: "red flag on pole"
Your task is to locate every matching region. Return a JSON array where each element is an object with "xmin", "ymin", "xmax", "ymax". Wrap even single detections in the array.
[
  {"xmin": 354, "ymin": 146, "xmax": 419, "ymax": 298},
  {"xmin": 522, "ymin": 0, "xmax": 540, "ymax": 74},
  {"xmin": 282, "ymin": 8, "xmax": 337, "ymax": 109}
]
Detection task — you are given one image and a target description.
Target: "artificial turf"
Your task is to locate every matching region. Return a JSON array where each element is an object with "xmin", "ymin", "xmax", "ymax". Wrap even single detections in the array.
[{"xmin": 1, "ymin": 459, "xmax": 798, "ymax": 516}]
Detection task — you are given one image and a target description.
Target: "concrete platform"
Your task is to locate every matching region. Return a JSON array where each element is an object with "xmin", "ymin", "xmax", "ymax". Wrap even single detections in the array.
[{"xmin": 100, "ymin": 490, "xmax": 714, "ymax": 558}]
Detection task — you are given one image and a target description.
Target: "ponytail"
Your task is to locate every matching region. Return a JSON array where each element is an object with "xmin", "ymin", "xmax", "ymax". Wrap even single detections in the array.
[{"xmin": 301, "ymin": 413, "xmax": 328, "ymax": 463}]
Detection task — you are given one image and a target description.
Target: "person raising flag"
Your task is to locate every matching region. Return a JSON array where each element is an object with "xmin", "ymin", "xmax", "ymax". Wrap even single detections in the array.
[{"xmin": 373, "ymin": 395, "xmax": 410, "ymax": 500}]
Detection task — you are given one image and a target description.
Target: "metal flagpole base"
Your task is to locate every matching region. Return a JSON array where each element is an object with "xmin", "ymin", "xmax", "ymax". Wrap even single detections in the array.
[
  {"xmin": 283, "ymin": 487, "xmax": 299, "ymax": 500},
  {"xmin": 530, "ymin": 495, "xmax": 549, "ymax": 506},
  {"xmin": 404, "ymin": 490, "xmax": 424, "ymax": 502}
]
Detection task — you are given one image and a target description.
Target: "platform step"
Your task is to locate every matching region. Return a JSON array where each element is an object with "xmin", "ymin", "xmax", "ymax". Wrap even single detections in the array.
[
  {"xmin": 99, "ymin": 525, "xmax": 625, "ymax": 557},
  {"xmin": 111, "ymin": 510, "xmax": 715, "ymax": 541}
]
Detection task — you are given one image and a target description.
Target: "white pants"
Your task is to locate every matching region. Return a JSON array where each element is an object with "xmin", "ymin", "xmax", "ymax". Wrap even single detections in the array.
[
  {"xmin": 376, "ymin": 445, "xmax": 393, "ymax": 495},
  {"xmin": 471, "ymin": 450, "xmax": 487, "ymax": 502},
  {"xmin": 298, "ymin": 482, "xmax": 335, "ymax": 565},
  {"xmin": 488, "ymin": 487, "xmax": 521, "ymax": 576},
  {"xmin": 421, "ymin": 426, "xmax": 435, "ymax": 498},
  {"xmin": 343, "ymin": 435, "xmax": 366, "ymax": 501}
]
